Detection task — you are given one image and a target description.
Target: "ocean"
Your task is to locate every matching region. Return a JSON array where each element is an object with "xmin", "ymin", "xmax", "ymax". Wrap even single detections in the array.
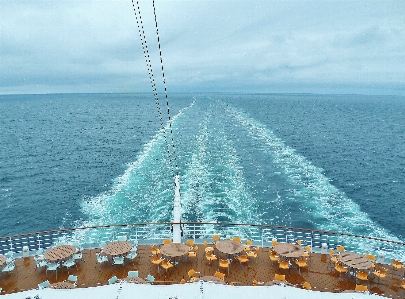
[{"xmin": 0, "ymin": 93, "xmax": 404, "ymax": 243}]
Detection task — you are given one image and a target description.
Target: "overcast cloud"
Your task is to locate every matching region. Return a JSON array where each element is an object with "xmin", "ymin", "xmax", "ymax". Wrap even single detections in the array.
[{"xmin": 1, "ymin": 0, "xmax": 404, "ymax": 95}]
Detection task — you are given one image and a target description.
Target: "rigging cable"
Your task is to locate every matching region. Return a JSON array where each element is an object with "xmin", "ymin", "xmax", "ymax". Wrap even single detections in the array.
[
  {"xmin": 152, "ymin": 0, "xmax": 179, "ymax": 176},
  {"xmin": 131, "ymin": 0, "xmax": 176, "ymax": 179}
]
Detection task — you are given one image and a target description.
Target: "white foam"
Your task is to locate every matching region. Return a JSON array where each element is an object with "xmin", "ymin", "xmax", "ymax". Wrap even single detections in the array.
[{"xmin": 226, "ymin": 105, "xmax": 399, "ymax": 242}]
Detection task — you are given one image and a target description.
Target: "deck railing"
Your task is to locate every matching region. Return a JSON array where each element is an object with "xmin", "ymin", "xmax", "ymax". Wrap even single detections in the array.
[{"xmin": 1, "ymin": 222, "xmax": 404, "ymax": 262}]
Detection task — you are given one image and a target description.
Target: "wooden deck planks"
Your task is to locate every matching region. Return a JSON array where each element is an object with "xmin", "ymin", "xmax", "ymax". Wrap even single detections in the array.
[{"xmin": 0, "ymin": 245, "xmax": 402, "ymax": 298}]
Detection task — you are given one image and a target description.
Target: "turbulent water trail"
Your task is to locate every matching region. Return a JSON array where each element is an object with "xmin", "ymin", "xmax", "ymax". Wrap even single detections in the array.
[
  {"xmin": 76, "ymin": 96, "xmax": 398, "ymax": 243},
  {"xmin": 75, "ymin": 101, "xmax": 195, "ymax": 228},
  {"xmin": 225, "ymin": 104, "xmax": 398, "ymax": 241}
]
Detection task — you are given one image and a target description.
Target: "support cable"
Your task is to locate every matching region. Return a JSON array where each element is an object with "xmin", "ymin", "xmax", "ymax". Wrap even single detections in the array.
[
  {"xmin": 152, "ymin": 0, "xmax": 179, "ymax": 176},
  {"xmin": 131, "ymin": 0, "xmax": 175, "ymax": 179}
]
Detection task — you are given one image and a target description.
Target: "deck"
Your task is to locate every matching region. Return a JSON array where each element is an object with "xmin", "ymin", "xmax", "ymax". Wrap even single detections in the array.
[{"xmin": 0, "ymin": 244, "xmax": 403, "ymax": 297}]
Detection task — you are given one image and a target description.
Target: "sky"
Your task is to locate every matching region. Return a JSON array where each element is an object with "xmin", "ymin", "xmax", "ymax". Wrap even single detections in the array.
[{"xmin": 0, "ymin": 0, "xmax": 404, "ymax": 95}]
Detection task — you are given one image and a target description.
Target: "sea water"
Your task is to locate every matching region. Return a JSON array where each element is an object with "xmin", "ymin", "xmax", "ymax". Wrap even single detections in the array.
[{"xmin": 0, "ymin": 93, "xmax": 404, "ymax": 243}]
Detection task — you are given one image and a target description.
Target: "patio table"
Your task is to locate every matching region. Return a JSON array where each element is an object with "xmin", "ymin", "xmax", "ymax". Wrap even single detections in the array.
[
  {"xmin": 199, "ymin": 276, "xmax": 226, "ymax": 284},
  {"xmin": 0, "ymin": 255, "xmax": 6, "ymax": 266},
  {"xmin": 44, "ymin": 245, "xmax": 75, "ymax": 263},
  {"xmin": 49, "ymin": 281, "xmax": 75, "ymax": 289},
  {"xmin": 216, "ymin": 240, "xmax": 244, "ymax": 255},
  {"xmin": 273, "ymin": 243, "xmax": 304, "ymax": 259},
  {"xmin": 121, "ymin": 277, "xmax": 147, "ymax": 284},
  {"xmin": 160, "ymin": 243, "xmax": 189, "ymax": 258},
  {"xmin": 103, "ymin": 241, "xmax": 133, "ymax": 257},
  {"xmin": 339, "ymin": 252, "xmax": 372, "ymax": 270}
]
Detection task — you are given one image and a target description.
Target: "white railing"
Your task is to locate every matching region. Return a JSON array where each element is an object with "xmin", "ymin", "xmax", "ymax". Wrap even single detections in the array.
[{"xmin": 1, "ymin": 222, "xmax": 404, "ymax": 262}]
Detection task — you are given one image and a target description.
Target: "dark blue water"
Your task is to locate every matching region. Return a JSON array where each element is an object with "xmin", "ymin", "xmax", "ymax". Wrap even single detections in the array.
[{"xmin": 1, "ymin": 93, "xmax": 404, "ymax": 242}]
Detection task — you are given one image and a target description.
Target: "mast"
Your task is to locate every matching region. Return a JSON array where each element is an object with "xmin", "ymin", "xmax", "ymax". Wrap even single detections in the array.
[{"xmin": 173, "ymin": 175, "xmax": 182, "ymax": 243}]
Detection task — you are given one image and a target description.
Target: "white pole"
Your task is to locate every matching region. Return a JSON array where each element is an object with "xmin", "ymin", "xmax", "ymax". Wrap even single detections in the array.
[{"xmin": 173, "ymin": 175, "xmax": 182, "ymax": 243}]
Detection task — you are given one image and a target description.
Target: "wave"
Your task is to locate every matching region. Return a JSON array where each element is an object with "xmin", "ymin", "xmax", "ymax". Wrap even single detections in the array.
[{"xmin": 225, "ymin": 104, "xmax": 399, "ymax": 241}]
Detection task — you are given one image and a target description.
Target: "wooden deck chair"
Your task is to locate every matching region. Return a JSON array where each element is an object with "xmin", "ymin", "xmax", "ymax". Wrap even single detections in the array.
[
  {"xmin": 151, "ymin": 256, "xmax": 162, "ymax": 273},
  {"xmin": 356, "ymin": 271, "xmax": 368, "ymax": 285},
  {"xmin": 365, "ymin": 254, "xmax": 376, "ymax": 268},
  {"xmin": 274, "ymin": 273, "xmax": 286, "ymax": 282},
  {"xmin": 205, "ymin": 252, "xmax": 217, "ymax": 265},
  {"xmin": 278, "ymin": 260, "xmax": 290, "ymax": 275},
  {"xmin": 372, "ymin": 268, "xmax": 388, "ymax": 282},
  {"xmin": 214, "ymin": 271, "xmax": 225, "ymax": 280},
  {"xmin": 219, "ymin": 259, "xmax": 230, "ymax": 275},
  {"xmin": 302, "ymin": 281, "xmax": 311, "ymax": 290},
  {"xmin": 302, "ymin": 245, "xmax": 311, "ymax": 261},
  {"xmin": 336, "ymin": 245, "xmax": 345, "ymax": 254},
  {"xmin": 244, "ymin": 240, "xmax": 253, "ymax": 251},
  {"xmin": 247, "ymin": 247, "xmax": 259, "ymax": 263},
  {"xmin": 161, "ymin": 260, "xmax": 174, "ymax": 276},
  {"xmin": 150, "ymin": 246, "xmax": 160, "ymax": 256},
  {"xmin": 355, "ymin": 284, "xmax": 368, "ymax": 292},
  {"xmin": 233, "ymin": 236, "xmax": 241, "ymax": 243},
  {"xmin": 237, "ymin": 255, "xmax": 249, "ymax": 268},
  {"xmin": 269, "ymin": 251, "xmax": 280, "ymax": 263},
  {"xmin": 335, "ymin": 263, "xmax": 348, "ymax": 276},
  {"xmin": 295, "ymin": 259, "xmax": 308, "ymax": 273},
  {"xmin": 186, "ymin": 239, "xmax": 195, "ymax": 247}
]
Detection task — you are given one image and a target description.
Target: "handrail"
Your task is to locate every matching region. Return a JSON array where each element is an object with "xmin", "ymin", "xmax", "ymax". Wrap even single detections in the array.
[
  {"xmin": 0, "ymin": 222, "xmax": 404, "ymax": 263},
  {"xmin": 1, "ymin": 222, "xmax": 403, "ymax": 245}
]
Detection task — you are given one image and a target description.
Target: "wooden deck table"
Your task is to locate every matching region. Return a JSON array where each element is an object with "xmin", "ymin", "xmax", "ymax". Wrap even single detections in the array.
[
  {"xmin": 216, "ymin": 240, "xmax": 244, "ymax": 255},
  {"xmin": 103, "ymin": 241, "xmax": 133, "ymax": 257},
  {"xmin": 44, "ymin": 245, "xmax": 75, "ymax": 263},
  {"xmin": 0, "ymin": 255, "xmax": 6, "ymax": 267},
  {"xmin": 49, "ymin": 281, "xmax": 75, "ymax": 289},
  {"xmin": 273, "ymin": 243, "xmax": 304, "ymax": 259},
  {"xmin": 121, "ymin": 277, "xmax": 147, "ymax": 284},
  {"xmin": 199, "ymin": 276, "xmax": 226, "ymax": 284},
  {"xmin": 160, "ymin": 243, "xmax": 189, "ymax": 266},
  {"xmin": 160, "ymin": 243, "xmax": 189, "ymax": 258},
  {"xmin": 339, "ymin": 252, "xmax": 372, "ymax": 271}
]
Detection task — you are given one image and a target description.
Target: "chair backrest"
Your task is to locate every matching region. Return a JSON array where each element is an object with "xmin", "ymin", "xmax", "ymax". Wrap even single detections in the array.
[
  {"xmin": 219, "ymin": 259, "xmax": 229, "ymax": 267},
  {"xmin": 68, "ymin": 275, "xmax": 78, "ymax": 282},
  {"xmin": 279, "ymin": 261, "xmax": 289, "ymax": 268},
  {"xmin": 108, "ymin": 276, "xmax": 118, "ymax": 284},
  {"xmin": 246, "ymin": 240, "xmax": 253, "ymax": 246},
  {"xmin": 38, "ymin": 280, "xmax": 50, "ymax": 289},
  {"xmin": 355, "ymin": 284, "xmax": 368, "ymax": 292},
  {"xmin": 214, "ymin": 271, "xmax": 225, "ymax": 280},
  {"xmin": 305, "ymin": 245, "xmax": 311, "ymax": 253},
  {"xmin": 117, "ymin": 236, "xmax": 127, "ymax": 242},
  {"xmin": 212, "ymin": 235, "xmax": 220, "ymax": 241},
  {"xmin": 163, "ymin": 239, "xmax": 172, "ymax": 245},
  {"xmin": 297, "ymin": 240, "xmax": 302, "ymax": 246},
  {"xmin": 188, "ymin": 269, "xmax": 196, "ymax": 277},
  {"xmin": 272, "ymin": 240, "xmax": 278, "ymax": 246},
  {"xmin": 203, "ymin": 241, "xmax": 208, "ymax": 247},
  {"xmin": 128, "ymin": 271, "xmax": 139, "ymax": 277},
  {"xmin": 274, "ymin": 274, "xmax": 285, "ymax": 281},
  {"xmin": 186, "ymin": 239, "xmax": 194, "ymax": 246},
  {"xmin": 365, "ymin": 254, "xmax": 376, "ymax": 261},
  {"xmin": 337, "ymin": 245, "xmax": 345, "ymax": 252},
  {"xmin": 302, "ymin": 281, "xmax": 311, "ymax": 290},
  {"xmin": 330, "ymin": 249, "xmax": 335, "ymax": 256},
  {"xmin": 233, "ymin": 237, "xmax": 241, "ymax": 242}
]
